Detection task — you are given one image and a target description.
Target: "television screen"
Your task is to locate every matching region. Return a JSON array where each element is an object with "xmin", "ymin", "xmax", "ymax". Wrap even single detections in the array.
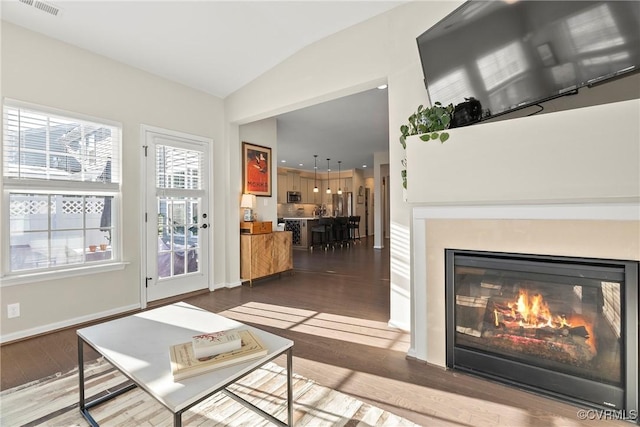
[{"xmin": 417, "ymin": 1, "xmax": 640, "ymax": 125}]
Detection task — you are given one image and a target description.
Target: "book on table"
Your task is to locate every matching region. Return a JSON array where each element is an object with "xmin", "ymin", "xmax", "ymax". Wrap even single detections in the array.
[
  {"xmin": 191, "ymin": 329, "xmax": 242, "ymax": 360},
  {"xmin": 170, "ymin": 329, "xmax": 268, "ymax": 381}
]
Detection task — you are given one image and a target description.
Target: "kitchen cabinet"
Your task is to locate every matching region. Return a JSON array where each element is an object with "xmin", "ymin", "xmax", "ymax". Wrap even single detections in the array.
[
  {"xmin": 340, "ymin": 178, "xmax": 352, "ymax": 193},
  {"xmin": 286, "ymin": 171, "xmax": 301, "ymax": 192},
  {"xmin": 333, "ymin": 178, "xmax": 344, "ymax": 193},
  {"xmin": 320, "ymin": 179, "xmax": 334, "ymax": 203},
  {"xmin": 332, "ymin": 178, "xmax": 351, "ymax": 193},
  {"xmin": 307, "ymin": 179, "xmax": 320, "ymax": 204},
  {"xmin": 240, "ymin": 231, "xmax": 293, "ymax": 285},
  {"xmin": 277, "ymin": 172, "xmax": 287, "ymax": 203},
  {"xmin": 303, "ymin": 177, "xmax": 322, "ymax": 204},
  {"xmin": 316, "ymin": 178, "xmax": 352, "ymax": 195},
  {"xmin": 328, "ymin": 178, "xmax": 353, "ymax": 195},
  {"xmin": 316, "ymin": 179, "xmax": 327, "ymax": 199},
  {"xmin": 283, "ymin": 218, "xmax": 315, "ymax": 248},
  {"xmin": 300, "ymin": 176, "xmax": 311, "ymax": 203}
]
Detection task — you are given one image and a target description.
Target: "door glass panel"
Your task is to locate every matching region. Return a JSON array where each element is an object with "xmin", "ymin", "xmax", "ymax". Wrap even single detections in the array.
[
  {"xmin": 157, "ymin": 196, "xmax": 200, "ymax": 279},
  {"xmin": 154, "ymin": 143, "xmax": 203, "ymax": 281},
  {"xmin": 156, "ymin": 145, "xmax": 201, "ymax": 190}
]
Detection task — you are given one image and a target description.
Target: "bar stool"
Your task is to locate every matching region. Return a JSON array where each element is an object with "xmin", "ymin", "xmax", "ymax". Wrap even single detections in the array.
[
  {"xmin": 310, "ymin": 218, "xmax": 334, "ymax": 251},
  {"xmin": 348, "ymin": 216, "xmax": 361, "ymax": 243},
  {"xmin": 333, "ymin": 216, "xmax": 349, "ymax": 247}
]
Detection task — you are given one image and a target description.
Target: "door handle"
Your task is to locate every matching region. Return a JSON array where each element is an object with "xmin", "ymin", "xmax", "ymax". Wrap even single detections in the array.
[{"xmin": 200, "ymin": 223, "xmax": 209, "ymax": 229}]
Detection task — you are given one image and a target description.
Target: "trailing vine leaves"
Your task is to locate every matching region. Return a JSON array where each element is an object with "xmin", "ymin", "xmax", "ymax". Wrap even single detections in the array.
[{"xmin": 399, "ymin": 102, "xmax": 454, "ymax": 189}]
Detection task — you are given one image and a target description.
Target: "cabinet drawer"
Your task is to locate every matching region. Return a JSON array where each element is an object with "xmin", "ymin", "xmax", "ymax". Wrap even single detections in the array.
[{"xmin": 240, "ymin": 221, "xmax": 272, "ymax": 234}]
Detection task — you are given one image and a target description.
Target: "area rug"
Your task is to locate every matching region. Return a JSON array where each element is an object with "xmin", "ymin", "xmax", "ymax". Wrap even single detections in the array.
[{"xmin": 1, "ymin": 358, "xmax": 419, "ymax": 426}]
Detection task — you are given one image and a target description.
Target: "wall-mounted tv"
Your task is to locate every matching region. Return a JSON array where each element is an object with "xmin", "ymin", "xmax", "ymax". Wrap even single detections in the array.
[{"xmin": 417, "ymin": 1, "xmax": 640, "ymax": 126}]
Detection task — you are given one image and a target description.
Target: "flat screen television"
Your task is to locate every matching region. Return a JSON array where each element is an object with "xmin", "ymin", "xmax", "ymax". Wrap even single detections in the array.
[{"xmin": 417, "ymin": 0, "xmax": 640, "ymax": 126}]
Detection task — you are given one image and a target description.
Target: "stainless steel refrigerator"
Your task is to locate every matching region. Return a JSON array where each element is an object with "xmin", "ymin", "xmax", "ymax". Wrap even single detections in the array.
[{"xmin": 331, "ymin": 192, "xmax": 353, "ymax": 217}]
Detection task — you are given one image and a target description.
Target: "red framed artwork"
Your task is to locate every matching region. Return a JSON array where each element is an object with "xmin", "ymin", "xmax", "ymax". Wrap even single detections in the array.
[{"xmin": 242, "ymin": 142, "xmax": 272, "ymax": 196}]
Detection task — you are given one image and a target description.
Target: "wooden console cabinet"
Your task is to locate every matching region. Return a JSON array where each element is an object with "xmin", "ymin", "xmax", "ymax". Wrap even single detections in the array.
[{"xmin": 240, "ymin": 231, "xmax": 293, "ymax": 285}]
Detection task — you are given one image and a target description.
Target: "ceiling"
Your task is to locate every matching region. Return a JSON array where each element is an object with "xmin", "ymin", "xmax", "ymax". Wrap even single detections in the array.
[
  {"xmin": 275, "ymin": 86, "xmax": 389, "ymax": 173},
  {"xmin": 2, "ymin": 0, "xmax": 402, "ymax": 172}
]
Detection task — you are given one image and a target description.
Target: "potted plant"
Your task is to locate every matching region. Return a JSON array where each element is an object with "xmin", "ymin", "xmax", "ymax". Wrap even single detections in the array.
[{"xmin": 399, "ymin": 101, "xmax": 454, "ymax": 189}]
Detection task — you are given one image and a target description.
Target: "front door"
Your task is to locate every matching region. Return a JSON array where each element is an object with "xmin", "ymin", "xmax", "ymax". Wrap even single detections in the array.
[{"xmin": 143, "ymin": 126, "xmax": 211, "ymax": 303}]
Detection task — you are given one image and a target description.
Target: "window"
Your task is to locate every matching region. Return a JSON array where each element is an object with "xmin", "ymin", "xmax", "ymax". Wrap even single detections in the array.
[
  {"xmin": 427, "ymin": 67, "xmax": 474, "ymax": 107},
  {"xmin": 2, "ymin": 100, "xmax": 121, "ymax": 277},
  {"xmin": 477, "ymin": 41, "xmax": 528, "ymax": 91},
  {"xmin": 567, "ymin": 3, "xmax": 623, "ymax": 54}
]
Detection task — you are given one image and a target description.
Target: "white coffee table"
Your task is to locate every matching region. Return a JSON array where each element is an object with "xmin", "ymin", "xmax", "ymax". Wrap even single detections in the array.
[{"xmin": 77, "ymin": 302, "xmax": 294, "ymax": 426}]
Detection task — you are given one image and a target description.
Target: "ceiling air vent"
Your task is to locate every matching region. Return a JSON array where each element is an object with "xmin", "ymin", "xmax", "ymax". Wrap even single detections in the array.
[
  {"xmin": 18, "ymin": 0, "xmax": 61, "ymax": 16},
  {"xmin": 33, "ymin": 0, "xmax": 60, "ymax": 16}
]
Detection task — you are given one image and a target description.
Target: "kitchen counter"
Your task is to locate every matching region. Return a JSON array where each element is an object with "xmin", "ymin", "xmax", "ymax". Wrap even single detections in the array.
[
  {"xmin": 281, "ymin": 218, "xmax": 319, "ymax": 248},
  {"xmin": 281, "ymin": 217, "xmax": 319, "ymax": 220}
]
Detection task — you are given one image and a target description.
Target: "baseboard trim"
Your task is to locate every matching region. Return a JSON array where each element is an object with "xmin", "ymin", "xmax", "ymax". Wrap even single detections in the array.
[
  {"xmin": 147, "ymin": 289, "xmax": 210, "ymax": 309},
  {"xmin": 224, "ymin": 281, "xmax": 243, "ymax": 289},
  {"xmin": 406, "ymin": 347, "xmax": 418, "ymax": 359},
  {"xmin": 388, "ymin": 319, "xmax": 409, "ymax": 332},
  {"xmin": 0, "ymin": 303, "xmax": 140, "ymax": 345}
]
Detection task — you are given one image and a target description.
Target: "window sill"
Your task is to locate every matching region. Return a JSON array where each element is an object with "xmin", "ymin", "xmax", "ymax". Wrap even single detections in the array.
[{"xmin": 0, "ymin": 262, "xmax": 129, "ymax": 287}]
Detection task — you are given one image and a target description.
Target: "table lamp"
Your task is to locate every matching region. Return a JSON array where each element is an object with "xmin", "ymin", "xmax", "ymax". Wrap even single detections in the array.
[{"xmin": 241, "ymin": 194, "xmax": 256, "ymax": 222}]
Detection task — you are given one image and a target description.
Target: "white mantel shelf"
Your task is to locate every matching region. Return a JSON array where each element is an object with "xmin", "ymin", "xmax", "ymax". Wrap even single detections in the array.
[{"xmin": 405, "ymin": 99, "xmax": 640, "ymax": 206}]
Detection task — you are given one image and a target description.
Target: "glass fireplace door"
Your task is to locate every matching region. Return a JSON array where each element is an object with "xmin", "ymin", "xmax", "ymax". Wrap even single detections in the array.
[{"xmin": 446, "ymin": 250, "xmax": 638, "ymax": 411}]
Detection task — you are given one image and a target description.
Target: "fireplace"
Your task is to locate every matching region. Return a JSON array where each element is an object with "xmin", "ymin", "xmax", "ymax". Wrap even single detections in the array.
[{"xmin": 445, "ymin": 249, "xmax": 638, "ymax": 412}]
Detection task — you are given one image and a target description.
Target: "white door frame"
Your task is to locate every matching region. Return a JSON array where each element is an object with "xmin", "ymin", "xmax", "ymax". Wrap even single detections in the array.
[{"xmin": 139, "ymin": 125, "xmax": 213, "ymax": 308}]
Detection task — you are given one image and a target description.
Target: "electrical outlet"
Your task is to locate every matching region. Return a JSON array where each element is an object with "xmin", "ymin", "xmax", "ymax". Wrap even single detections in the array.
[{"xmin": 7, "ymin": 303, "xmax": 20, "ymax": 319}]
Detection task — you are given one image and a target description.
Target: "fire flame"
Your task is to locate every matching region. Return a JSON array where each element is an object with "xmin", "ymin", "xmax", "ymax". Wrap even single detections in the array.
[
  {"xmin": 495, "ymin": 289, "xmax": 596, "ymax": 352},
  {"xmin": 508, "ymin": 290, "xmax": 567, "ymax": 328}
]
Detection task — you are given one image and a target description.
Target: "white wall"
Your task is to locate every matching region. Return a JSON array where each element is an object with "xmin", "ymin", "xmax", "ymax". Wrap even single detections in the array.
[
  {"xmin": 1, "ymin": 23, "xmax": 226, "ymax": 341},
  {"xmin": 225, "ymin": 1, "xmax": 463, "ymax": 332},
  {"xmin": 239, "ymin": 118, "xmax": 278, "ymax": 222},
  {"xmin": 406, "ymin": 99, "xmax": 640, "ymax": 205}
]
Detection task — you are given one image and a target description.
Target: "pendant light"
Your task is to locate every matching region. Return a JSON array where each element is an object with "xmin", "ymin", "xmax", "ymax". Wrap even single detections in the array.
[
  {"xmin": 337, "ymin": 161, "xmax": 343, "ymax": 195},
  {"xmin": 313, "ymin": 155, "xmax": 319, "ymax": 193},
  {"xmin": 326, "ymin": 158, "xmax": 331, "ymax": 194}
]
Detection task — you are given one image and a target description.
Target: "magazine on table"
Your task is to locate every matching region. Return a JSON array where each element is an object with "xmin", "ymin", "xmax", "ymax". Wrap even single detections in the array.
[
  {"xmin": 191, "ymin": 329, "xmax": 242, "ymax": 360},
  {"xmin": 169, "ymin": 329, "xmax": 267, "ymax": 381}
]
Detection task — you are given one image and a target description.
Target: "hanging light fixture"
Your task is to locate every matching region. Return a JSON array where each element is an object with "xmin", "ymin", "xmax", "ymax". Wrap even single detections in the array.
[
  {"xmin": 337, "ymin": 161, "xmax": 342, "ymax": 195},
  {"xmin": 313, "ymin": 155, "xmax": 319, "ymax": 193},
  {"xmin": 326, "ymin": 158, "xmax": 331, "ymax": 194}
]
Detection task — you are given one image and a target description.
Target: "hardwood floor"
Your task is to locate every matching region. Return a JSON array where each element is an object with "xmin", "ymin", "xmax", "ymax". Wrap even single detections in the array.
[{"xmin": 0, "ymin": 238, "xmax": 629, "ymax": 426}]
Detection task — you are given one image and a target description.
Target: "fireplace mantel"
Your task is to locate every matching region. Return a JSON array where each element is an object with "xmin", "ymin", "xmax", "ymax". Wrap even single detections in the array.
[{"xmin": 406, "ymin": 99, "xmax": 640, "ymax": 368}]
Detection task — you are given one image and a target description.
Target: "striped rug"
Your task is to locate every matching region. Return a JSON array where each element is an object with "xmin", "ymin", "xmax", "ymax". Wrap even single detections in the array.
[{"xmin": 1, "ymin": 358, "xmax": 419, "ymax": 426}]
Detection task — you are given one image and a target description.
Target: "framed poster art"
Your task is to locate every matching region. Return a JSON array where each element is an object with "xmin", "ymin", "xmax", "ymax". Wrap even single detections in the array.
[{"xmin": 242, "ymin": 142, "xmax": 272, "ymax": 196}]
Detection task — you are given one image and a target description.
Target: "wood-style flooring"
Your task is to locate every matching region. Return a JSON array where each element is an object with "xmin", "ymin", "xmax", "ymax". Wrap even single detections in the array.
[{"xmin": 0, "ymin": 238, "xmax": 629, "ymax": 426}]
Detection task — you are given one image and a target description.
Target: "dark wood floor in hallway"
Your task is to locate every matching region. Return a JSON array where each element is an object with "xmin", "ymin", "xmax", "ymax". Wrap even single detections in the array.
[{"xmin": 0, "ymin": 237, "xmax": 628, "ymax": 426}]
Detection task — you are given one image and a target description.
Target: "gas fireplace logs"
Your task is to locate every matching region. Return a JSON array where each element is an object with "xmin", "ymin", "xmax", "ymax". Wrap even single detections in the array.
[{"xmin": 456, "ymin": 288, "xmax": 596, "ymax": 366}]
